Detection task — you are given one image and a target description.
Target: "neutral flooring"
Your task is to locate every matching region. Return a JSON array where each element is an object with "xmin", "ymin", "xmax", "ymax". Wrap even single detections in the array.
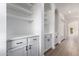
[{"xmin": 45, "ymin": 37, "xmax": 79, "ymax": 56}]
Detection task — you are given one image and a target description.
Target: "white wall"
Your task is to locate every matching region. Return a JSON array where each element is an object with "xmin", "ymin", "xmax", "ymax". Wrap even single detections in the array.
[
  {"xmin": 7, "ymin": 18, "xmax": 33, "ymax": 39},
  {"xmin": 7, "ymin": 3, "xmax": 44, "ymax": 56},
  {"xmin": 57, "ymin": 12, "xmax": 67, "ymax": 44},
  {"xmin": 58, "ymin": 19, "xmax": 65, "ymax": 43},
  {"xmin": 64, "ymin": 21, "xmax": 68, "ymax": 40},
  {"xmin": 0, "ymin": 3, "xmax": 6, "ymax": 56},
  {"xmin": 54, "ymin": 10, "xmax": 65, "ymax": 44}
]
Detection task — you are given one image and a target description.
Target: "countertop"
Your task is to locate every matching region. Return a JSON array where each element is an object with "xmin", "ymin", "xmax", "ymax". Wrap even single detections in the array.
[{"xmin": 7, "ymin": 34, "xmax": 39, "ymax": 41}]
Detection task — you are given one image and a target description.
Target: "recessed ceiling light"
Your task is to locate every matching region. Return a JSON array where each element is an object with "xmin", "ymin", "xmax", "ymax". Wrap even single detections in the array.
[{"xmin": 68, "ymin": 11, "xmax": 71, "ymax": 14}]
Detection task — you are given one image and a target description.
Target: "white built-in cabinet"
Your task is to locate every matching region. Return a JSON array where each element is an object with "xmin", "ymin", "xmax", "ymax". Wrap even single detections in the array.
[
  {"xmin": 44, "ymin": 34, "xmax": 52, "ymax": 51},
  {"xmin": 7, "ymin": 36, "xmax": 39, "ymax": 56},
  {"xmin": 55, "ymin": 9, "xmax": 59, "ymax": 45},
  {"xmin": 44, "ymin": 4, "xmax": 52, "ymax": 52},
  {"xmin": 28, "ymin": 36, "xmax": 39, "ymax": 56},
  {"xmin": 0, "ymin": 3, "xmax": 6, "ymax": 56},
  {"xmin": 7, "ymin": 38, "xmax": 28, "ymax": 56},
  {"xmin": 8, "ymin": 46, "xmax": 28, "ymax": 56},
  {"xmin": 7, "ymin": 3, "xmax": 44, "ymax": 56}
]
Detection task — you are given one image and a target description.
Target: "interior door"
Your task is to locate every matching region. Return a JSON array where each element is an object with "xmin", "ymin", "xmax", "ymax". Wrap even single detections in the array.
[{"xmin": 28, "ymin": 36, "xmax": 39, "ymax": 56}]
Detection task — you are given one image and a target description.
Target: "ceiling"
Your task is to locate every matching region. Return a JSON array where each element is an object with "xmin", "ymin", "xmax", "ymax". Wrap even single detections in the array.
[{"xmin": 55, "ymin": 3, "xmax": 79, "ymax": 23}]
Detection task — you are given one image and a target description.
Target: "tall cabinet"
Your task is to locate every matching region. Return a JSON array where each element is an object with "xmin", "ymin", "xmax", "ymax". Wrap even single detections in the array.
[{"xmin": 44, "ymin": 4, "xmax": 52, "ymax": 52}]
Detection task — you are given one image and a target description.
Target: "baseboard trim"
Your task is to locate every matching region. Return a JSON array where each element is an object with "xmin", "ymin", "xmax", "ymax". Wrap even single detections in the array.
[
  {"xmin": 55, "ymin": 43, "xmax": 59, "ymax": 46},
  {"xmin": 44, "ymin": 48, "xmax": 52, "ymax": 55}
]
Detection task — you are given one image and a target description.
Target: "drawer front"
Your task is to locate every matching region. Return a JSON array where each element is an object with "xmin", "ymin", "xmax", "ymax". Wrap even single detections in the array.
[
  {"xmin": 7, "ymin": 38, "xmax": 27, "ymax": 50},
  {"xmin": 45, "ymin": 34, "xmax": 52, "ymax": 39},
  {"xmin": 28, "ymin": 36, "xmax": 39, "ymax": 44},
  {"xmin": 7, "ymin": 46, "xmax": 27, "ymax": 56}
]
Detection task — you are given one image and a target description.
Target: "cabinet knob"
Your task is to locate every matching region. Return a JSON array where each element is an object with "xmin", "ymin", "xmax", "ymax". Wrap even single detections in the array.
[
  {"xmin": 29, "ymin": 45, "xmax": 32, "ymax": 49},
  {"xmin": 48, "ymin": 39, "xmax": 50, "ymax": 41},
  {"xmin": 56, "ymin": 36, "xmax": 57, "ymax": 38}
]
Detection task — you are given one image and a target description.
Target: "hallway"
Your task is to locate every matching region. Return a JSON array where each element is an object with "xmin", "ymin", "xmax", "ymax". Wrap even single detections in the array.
[{"xmin": 45, "ymin": 37, "xmax": 79, "ymax": 56}]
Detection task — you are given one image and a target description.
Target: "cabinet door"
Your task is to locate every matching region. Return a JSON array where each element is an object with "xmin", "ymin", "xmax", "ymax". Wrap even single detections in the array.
[
  {"xmin": 8, "ymin": 46, "xmax": 28, "ymax": 56},
  {"xmin": 47, "ymin": 38, "xmax": 52, "ymax": 49},
  {"xmin": 45, "ymin": 34, "xmax": 52, "ymax": 51},
  {"xmin": 55, "ymin": 34, "xmax": 58, "ymax": 44},
  {"xmin": 45, "ymin": 37, "xmax": 48, "ymax": 51},
  {"xmin": 28, "ymin": 36, "xmax": 39, "ymax": 56}
]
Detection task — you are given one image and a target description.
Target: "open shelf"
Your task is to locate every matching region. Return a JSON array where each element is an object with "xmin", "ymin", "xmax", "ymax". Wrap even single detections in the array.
[
  {"xmin": 7, "ymin": 3, "xmax": 34, "ymax": 22},
  {"xmin": 7, "ymin": 13, "xmax": 33, "ymax": 22},
  {"xmin": 7, "ymin": 4, "xmax": 33, "ymax": 15}
]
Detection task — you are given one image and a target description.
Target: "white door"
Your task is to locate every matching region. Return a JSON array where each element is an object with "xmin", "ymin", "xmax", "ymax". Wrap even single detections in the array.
[
  {"xmin": 8, "ymin": 46, "xmax": 28, "ymax": 56},
  {"xmin": 28, "ymin": 36, "xmax": 39, "ymax": 56}
]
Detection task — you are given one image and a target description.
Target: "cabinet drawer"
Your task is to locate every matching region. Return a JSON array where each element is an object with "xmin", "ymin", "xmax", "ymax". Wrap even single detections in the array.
[
  {"xmin": 7, "ymin": 46, "xmax": 27, "ymax": 56},
  {"xmin": 7, "ymin": 38, "xmax": 27, "ymax": 50},
  {"xmin": 28, "ymin": 36, "xmax": 39, "ymax": 44},
  {"xmin": 45, "ymin": 34, "xmax": 52, "ymax": 39}
]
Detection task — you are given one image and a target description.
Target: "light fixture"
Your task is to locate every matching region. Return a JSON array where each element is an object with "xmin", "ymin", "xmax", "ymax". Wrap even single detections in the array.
[{"xmin": 68, "ymin": 10, "xmax": 71, "ymax": 14}]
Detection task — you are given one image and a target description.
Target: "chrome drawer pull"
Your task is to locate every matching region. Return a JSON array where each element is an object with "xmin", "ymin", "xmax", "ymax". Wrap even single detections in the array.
[
  {"xmin": 29, "ymin": 45, "xmax": 32, "ymax": 49},
  {"xmin": 16, "ymin": 42, "xmax": 23, "ymax": 44},
  {"xmin": 48, "ymin": 39, "xmax": 50, "ymax": 41}
]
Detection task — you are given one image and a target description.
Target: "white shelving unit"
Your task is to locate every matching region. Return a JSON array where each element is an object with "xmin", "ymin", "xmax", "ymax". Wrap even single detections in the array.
[
  {"xmin": 7, "ymin": 3, "xmax": 33, "ymax": 22},
  {"xmin": 7, "ymin": 13, "xmax": 33, "ymax": 22},
  {"xmin": 8, "ymin": 3, "xmax": 33, "ymax": 14},
  {"xmin": 7, "ymin": 3, "xmax": 44, "ymax": 56},
  {"xmin": 44, "ymin": 4, "xmax": 52, "ymax": 52},
  {"xmin": 7, "ymin": 3, "xmax": 34, "ymax": 40},
  {"xmin": 44, "ymin": 4, "xmax": 51, "ymax": 33}
]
